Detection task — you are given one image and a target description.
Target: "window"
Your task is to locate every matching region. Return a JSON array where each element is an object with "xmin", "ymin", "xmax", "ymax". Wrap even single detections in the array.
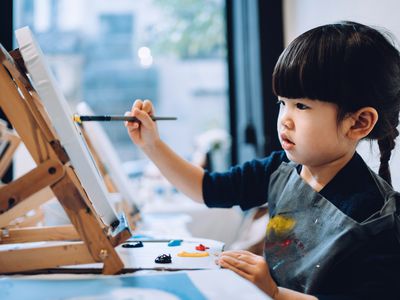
[{"xmin": 14, "ymin": 0, "xmax": 229, "ymax": 171}]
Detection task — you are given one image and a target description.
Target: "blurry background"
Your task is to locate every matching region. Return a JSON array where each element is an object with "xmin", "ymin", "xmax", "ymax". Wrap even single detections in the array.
[
  {"xmin": 13, "ymin": 0, "xmax": 230, "ymax": 165},
  {"xmin": 2, "ymin": 0, "xmax": 397, "ymax": 188},
  {"xmin": 1, "ymin": 0, "xmax": 400, "ymax": 246}
]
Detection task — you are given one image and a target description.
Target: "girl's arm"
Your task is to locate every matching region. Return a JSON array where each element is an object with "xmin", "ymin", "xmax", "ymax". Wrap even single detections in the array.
[
  {"xmin": 274, "ymin": 288, "xmax": 318, "ymax": 300},
  {"xmin": 125, "ymin": 99, "xmax": 205, "ymax": 203},
  {"xmin": 142, "ymin": 139, "xmax": 205, "ymax": 203}
]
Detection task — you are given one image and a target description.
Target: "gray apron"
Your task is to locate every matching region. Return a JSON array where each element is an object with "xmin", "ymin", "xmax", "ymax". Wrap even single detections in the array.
[{"xmin": 264, "ymin": 161, "xmax": 400, "ymax": 293}]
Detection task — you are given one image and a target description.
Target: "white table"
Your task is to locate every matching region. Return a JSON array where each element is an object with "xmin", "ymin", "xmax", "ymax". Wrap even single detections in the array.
[{"xmin": 0, "ymin": 269, "xmax": 271, "ymax": 300}]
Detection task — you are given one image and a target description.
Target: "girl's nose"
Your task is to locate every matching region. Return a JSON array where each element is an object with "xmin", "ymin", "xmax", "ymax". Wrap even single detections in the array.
[
  {"xmin": 279, "ymin": 114, "xmax": 294, "ymax": 129},
  {"xmin": 282, "ymin": 119, "xmax": 293, "ymax": 129}
]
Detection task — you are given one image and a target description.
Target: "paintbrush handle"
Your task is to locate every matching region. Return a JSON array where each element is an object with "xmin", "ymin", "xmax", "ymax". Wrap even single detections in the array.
[{"xmin": 74, "ymin": 115, "xmax": 177, "ymax": 123}]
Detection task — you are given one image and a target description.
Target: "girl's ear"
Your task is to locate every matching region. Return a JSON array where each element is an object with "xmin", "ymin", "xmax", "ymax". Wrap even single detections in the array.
[{"xmin": 346, "ymin": 107, "xmax": 378, "ymax": 140}]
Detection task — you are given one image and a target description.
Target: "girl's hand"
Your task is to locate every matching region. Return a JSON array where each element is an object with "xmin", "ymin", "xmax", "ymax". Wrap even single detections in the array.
[
  {"xmin": 217, "ymin": 250, "xmax": 279, "ymax": 298},
  {"xmin": 125, "ymin": 99, "xmax": 160, "ymax": 149}
]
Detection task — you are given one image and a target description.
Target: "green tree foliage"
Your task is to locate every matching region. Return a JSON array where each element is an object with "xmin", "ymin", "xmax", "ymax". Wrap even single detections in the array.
[{"xmin": 150, "ymin": 0, "xmax": 226, "ymax": 59}]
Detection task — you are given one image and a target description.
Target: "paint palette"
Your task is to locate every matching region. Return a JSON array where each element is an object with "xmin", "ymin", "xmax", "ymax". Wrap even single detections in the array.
[{"xmin": 119, "ymin": 238, "xmax": 224, "ymax": 270}]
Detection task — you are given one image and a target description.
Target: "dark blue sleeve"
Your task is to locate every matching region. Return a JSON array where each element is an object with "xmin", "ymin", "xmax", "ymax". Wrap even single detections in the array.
[{"xmin": 202, "ymin": 151, "xmax": 287, "ymax": 210}]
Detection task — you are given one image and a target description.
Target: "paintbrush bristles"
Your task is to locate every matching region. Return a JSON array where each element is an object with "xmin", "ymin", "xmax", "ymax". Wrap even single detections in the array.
[{"xmin": 72, "ymin": 114, "xmax": 82, "ymax": 123}]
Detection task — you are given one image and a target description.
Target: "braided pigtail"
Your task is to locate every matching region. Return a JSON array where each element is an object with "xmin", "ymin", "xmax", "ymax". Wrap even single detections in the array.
[{"xmin": 378, "ymin": 127, "xmax": 399, "ymax": 186}]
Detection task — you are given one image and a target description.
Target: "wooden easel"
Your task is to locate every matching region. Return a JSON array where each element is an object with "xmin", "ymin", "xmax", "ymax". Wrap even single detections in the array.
[
  {"xmin": 0, "ymin": 44, "xmax": 131, "ymax": 274},
  {"xmin": 0, "ymin": 121, "xmax": 47, "ymax": 228},
  {"xmin": 0, "ymin": 120, "xmax": 20, "ymax": 179}
]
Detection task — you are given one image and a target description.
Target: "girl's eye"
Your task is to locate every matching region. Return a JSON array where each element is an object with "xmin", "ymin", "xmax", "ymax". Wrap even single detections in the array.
[{"xmin": 296, "ymin": 103, "xmax": 309, "ymax": 110}]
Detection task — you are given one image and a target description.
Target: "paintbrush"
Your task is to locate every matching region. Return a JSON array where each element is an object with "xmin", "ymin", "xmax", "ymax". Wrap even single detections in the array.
[{"xmin": 73, "ymin": 114, "xmax": 177, "ymax": 123}]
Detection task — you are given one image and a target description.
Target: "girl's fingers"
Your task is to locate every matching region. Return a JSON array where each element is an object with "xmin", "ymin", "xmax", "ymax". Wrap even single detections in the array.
[
  {"xmin": 235, "ymin": 254, "xmax": 258, "ymax": 265},
  {"xmin": 219, "ymin": 255, "xmax": 255, "ymax": 274},
  {"xmin": 125, "ymin": 111, "xmax": 139, "ymax": 130},
  {"xmin": 132, "ymin": 99, "xmax": 143, "ymax": 111},
  {"xmin": 219, "ymin": 250, "xmax": 263, "ymax": 274},
  {"xmin": 220, "ymin": 250, "xmax": 257, "ymax": 264},
  {"xmin": 220, "ymin": 250, "xmax": 252, "ymax": 256},
  {"xmin": 128, "ymin": 99, "xmax": 155, "ymax": 131},
  {"xmin": 143, "ymin": 99, "xmax": 155, "ymax": 115},
  {"xmin": 219, "ymin": 259, "xmax": 253, "ymax": 281},
  {"xmin": 132, "ymin": 108, "xmax": 154, "ymax": 128}
]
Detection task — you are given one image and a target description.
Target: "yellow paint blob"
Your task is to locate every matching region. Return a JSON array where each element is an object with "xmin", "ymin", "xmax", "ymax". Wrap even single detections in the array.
[
  {"xmin": 177, "ymin": 251, "xmax": 209, "ymax": 257},
  {"xmin": 266, "ymin": 215, "xmax": 296, "ymax": 236}
]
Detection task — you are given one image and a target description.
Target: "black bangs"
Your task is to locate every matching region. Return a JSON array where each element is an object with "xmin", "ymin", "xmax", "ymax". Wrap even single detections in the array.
[{"xmin": 272, "ymin": 22, "xmax": 379, "ymax": 109}]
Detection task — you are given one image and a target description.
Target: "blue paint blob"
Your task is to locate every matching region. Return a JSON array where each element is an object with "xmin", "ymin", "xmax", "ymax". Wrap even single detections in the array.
[{"xmin": 168, "ymin": 239, "xmax": 183, "ymax": 247}]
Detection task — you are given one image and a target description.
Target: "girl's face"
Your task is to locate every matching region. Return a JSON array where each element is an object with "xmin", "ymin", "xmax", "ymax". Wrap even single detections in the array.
[{"xmin": 277, "ymin": 97, "xmax": 353, "ymax": 168}]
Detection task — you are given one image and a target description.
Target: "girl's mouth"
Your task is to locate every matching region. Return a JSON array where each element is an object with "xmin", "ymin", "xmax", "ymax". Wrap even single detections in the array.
[{"xmin": 280, "ymin": 134, "xmax": 295, "ymax": 150}]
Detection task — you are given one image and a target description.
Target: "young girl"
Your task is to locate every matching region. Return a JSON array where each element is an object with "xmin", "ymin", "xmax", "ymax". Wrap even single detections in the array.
[{"xmin": 125, "ymin": 21, "xmax": 400, "ymax": 299}]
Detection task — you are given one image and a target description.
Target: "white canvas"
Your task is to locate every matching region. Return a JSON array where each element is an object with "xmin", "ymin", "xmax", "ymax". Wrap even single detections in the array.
[
  {"xmin": 76, "ymin": 101, "xmax": 138, "ymax": 207},
  {"xmin": 15, "ymin": 26, "xmax": 117, "ymax": 226}
]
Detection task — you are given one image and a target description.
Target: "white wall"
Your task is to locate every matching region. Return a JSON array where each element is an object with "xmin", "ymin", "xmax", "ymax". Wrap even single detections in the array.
[{"xmin": 283, "ymin": 0, "xmax": 400, "ymax": 190}]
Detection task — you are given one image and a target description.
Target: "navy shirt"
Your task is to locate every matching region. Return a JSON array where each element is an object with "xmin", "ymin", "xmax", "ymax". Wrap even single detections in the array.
[{"xmin": 203, "ymin": 151, "xmax": 400, "ymax": 299}]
